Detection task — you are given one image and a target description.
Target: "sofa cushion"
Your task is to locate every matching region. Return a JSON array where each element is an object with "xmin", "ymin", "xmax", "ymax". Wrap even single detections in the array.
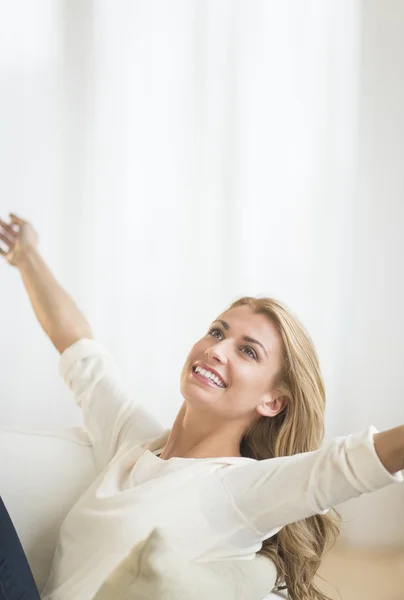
[{"xmin": 93, "ymin": 528, "xmax": 282, "ymax": 600}]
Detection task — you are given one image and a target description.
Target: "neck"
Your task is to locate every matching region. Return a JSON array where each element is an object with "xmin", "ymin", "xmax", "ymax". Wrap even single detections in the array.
[{"xmin": 159, "ymin": 402, "xmax": 247, "ymax": 460}]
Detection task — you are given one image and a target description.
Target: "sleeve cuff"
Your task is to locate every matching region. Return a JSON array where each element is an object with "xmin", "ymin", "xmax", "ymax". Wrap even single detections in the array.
[
  {"xmin": 59, "ymin": 338, "xmax": 113, "ymax": 381},
  {"xmin": 346, "ymin": 426, "xmax": 403, "ymax": 491}
]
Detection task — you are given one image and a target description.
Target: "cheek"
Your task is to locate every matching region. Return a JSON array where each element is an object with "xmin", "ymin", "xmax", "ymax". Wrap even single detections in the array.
[
  {"xmin": 233, "ymin": 369, "xmax": 267, "ymax": 396},
  {"xmin": 180, "ymin": 357, "xmax": 192, "ymax": 380},
  {"xmin": 188, "ymin": 339, "xmax": 207, "ymax": 361},
  {"xmin": 181, "ymin": 342, "xmax": 201, "ymax": 376}
]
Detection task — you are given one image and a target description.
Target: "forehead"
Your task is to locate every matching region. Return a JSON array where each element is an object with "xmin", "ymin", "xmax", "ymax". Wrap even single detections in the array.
[{"xmin": 216, "ymin": 305, "xmax": 282, "ymax": 355}]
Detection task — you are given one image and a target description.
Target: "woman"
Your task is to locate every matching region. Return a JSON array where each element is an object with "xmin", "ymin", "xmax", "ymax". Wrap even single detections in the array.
[{"xmin": 0, "ymin": 212, "xmax": 402, "ymax": 600}]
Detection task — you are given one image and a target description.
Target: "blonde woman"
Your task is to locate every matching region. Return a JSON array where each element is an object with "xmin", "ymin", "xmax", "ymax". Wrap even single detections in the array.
[{"xmin": 0, "ymin": 212, "xmax": 403, "ymax": 600}]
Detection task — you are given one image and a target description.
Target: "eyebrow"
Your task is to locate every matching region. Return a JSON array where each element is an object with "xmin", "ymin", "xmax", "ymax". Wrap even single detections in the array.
[{"xmin": 213, "ymin": 319, "xmax": 268, "ymax": 358}]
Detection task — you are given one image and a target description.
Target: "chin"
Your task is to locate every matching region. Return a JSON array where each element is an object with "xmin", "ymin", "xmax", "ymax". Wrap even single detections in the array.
[{"xmin": 180, "ymin": 380, "xmax": 223, "ymax": 410}]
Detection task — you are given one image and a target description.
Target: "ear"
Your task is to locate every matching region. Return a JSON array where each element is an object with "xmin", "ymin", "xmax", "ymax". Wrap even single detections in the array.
[{"xmin": 255, "ymin": 391, "xmax": 288, "ymax": 418}]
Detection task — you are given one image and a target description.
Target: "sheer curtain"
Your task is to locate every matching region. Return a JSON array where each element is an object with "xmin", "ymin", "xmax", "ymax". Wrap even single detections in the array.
[
  {"xmin": 61, "ymin": 0, "xmax": 358, "ymax": 431},
  {"xmin": 1, "ymin": 0, "xmax": 403, "ymax": 546}
]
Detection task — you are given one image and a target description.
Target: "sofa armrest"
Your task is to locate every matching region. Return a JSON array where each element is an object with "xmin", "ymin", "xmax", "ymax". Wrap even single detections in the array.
[{"xmin": 0, "ymin": 427, "xmax": 97, "ymax": 591}]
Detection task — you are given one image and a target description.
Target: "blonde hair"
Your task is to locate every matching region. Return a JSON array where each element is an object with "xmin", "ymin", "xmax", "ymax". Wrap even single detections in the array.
[{"xmin": 227, "ymin": 296, "xmax": 340, "ymax": 600}]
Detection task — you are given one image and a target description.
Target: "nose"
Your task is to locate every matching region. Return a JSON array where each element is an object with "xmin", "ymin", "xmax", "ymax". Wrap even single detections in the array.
[{"xmin": 204, "ymin": 340, "xmax": 229, "ymax": 364}]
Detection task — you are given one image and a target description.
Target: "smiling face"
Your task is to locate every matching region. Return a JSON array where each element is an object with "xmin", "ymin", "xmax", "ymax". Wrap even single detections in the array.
[{"xmin": 180, "ymin": 305, "xmax": 286, "ymax": 423}]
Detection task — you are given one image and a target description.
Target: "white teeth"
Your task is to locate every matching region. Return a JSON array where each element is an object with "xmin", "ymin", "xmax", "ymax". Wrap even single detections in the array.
[{"xmin": 194, "ymin": 366, "xmax": 225, "ymax": 388}]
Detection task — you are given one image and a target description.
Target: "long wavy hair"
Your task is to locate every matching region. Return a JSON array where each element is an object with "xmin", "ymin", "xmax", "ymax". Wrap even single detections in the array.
[{"xmin": 226, "ymin": 296, "xmax": 340, "ymax": 600}]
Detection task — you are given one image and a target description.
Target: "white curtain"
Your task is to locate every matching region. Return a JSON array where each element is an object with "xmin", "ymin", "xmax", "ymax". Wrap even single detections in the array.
[{"xmin": 1, "ymin": 0, "xmax": 403, "ymax": 546}]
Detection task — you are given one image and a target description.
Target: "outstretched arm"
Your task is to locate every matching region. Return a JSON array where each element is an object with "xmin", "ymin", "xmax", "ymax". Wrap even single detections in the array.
[
  {"xmin": 0, "ymin": 213, "xmax": 92, "ymax": 353},
  {"xmin": 215, "ymin": 425, "xmax": 404, "ymax": 536}
]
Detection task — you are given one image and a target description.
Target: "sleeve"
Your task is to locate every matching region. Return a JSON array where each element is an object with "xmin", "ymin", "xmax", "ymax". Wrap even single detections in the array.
[
  {"xmin": 217, "ymin": 426, "xmax": 403, "ymax": 536},
  {"xmin": 59, "ymin": 338, "xmax": 164, "ymax": 470}
]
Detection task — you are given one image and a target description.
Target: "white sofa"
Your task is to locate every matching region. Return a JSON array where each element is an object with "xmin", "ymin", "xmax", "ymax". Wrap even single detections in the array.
[{"xmin": 0, "ymin": 427, "xmax": 287, "ymax": 600}]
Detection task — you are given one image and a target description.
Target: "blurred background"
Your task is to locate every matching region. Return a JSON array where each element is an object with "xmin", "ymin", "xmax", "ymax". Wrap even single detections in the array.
[{"xmin": 0, "ymin": 1, "xmax": 403, "ymax": 597}]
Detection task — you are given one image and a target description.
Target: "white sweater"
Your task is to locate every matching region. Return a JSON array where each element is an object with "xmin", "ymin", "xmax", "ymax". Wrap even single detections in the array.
[{"xmin": 41, "ymin": 339, "xmax": 403, "ymax": 600}]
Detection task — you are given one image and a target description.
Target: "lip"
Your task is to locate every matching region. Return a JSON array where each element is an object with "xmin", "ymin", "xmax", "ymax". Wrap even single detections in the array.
[
  {"xmin": 192, "ymin": 369, "xmax": 224, "ymax": 388},
  {"xmin": 192, "ymin": 362, "xmax": 227, "ymax": 387}
]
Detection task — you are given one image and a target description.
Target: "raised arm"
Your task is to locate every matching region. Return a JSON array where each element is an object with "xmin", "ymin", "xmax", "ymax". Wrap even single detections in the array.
[
  {"xmin": 0, "ymin": 213, "xmax": 92, "ymax": 353},
  {"xmin": 1, "ymin": 213, "xmax": 164, "ymax": 468}
]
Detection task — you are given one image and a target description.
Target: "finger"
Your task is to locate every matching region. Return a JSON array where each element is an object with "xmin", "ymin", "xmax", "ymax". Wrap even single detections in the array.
[
  {"xmin": 8, "ymin": 213, "xmax": 27, "ymax": 225},
  {"xmin": 0, "ymin": 231, "xmax": 13, "ymax": 247},
  {"xmin": 0, "ymin": 219, "xmax": 17, "ymax": 237},
  {"xmin": 9, "ymin": 213, "xmax": 26, "ymax": 226},
  {"xmin": 0, "ymin": 223, "xmax": 16, "ymax": 241},
  {"xmin": 0, "ymin": 247, "xmax": 6, "ymax": 256}
]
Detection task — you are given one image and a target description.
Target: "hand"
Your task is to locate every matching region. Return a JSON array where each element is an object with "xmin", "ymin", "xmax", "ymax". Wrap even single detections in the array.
[{"xmin": 0, "ymin": 213, "xmax": 39, "ymax": 268}]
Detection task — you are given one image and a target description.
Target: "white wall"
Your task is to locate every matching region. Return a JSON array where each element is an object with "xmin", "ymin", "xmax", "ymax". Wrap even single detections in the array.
[{"xmin": 334, "ymin": 0, "xmax": 404, "ymax": 547}]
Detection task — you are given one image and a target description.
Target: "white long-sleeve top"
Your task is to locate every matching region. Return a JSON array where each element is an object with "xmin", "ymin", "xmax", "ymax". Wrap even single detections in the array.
[{"xmin": 41, "ymin": 339, "xmax": 403, "ymax": 600}]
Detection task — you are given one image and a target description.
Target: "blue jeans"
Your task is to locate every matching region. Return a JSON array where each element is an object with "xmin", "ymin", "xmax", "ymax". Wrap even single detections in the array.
[{"xmin": 0, "ymin": 497, "xmax": 40, "ymax": 600}]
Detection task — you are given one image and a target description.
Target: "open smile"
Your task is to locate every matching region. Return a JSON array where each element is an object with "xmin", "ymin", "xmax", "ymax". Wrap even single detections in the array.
[{"xmin": 191, "ymin": 366, "xmax": 226, "ymax": 388}]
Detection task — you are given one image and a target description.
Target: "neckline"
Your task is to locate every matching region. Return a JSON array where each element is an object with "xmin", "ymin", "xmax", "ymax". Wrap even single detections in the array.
[
  {"xmin": 147, "ymin": 449, "xmax": 250, "ymax": 463},
  {"xmin": 145, "ymin": 431, "xmax": 250, "ymax": 462}
]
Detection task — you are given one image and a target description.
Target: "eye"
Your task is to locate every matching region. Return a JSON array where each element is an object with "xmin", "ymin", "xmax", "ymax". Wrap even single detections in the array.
[
  {"xmin": 208, "ymin": 327, "xmax": 223, "ymax": 339},
  {"xmin": 241, "ymin": 347, "xmax": 258, "ymax": 360}
]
